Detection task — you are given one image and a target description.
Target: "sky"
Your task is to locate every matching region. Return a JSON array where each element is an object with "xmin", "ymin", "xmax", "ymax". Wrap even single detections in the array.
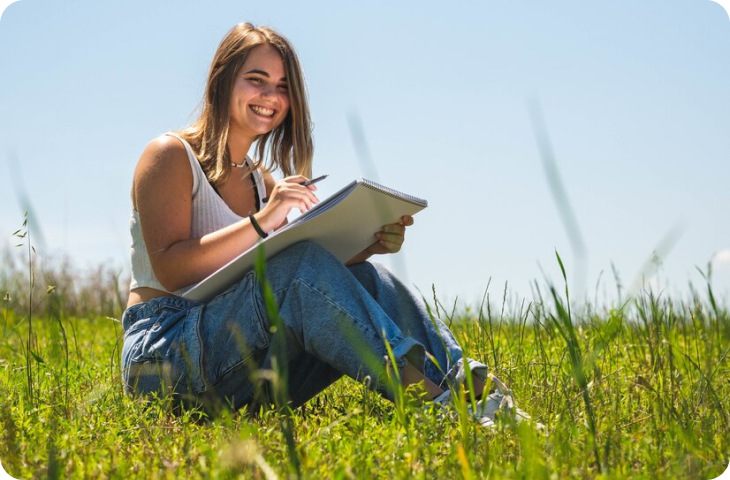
[{"xmin": 0, "ymin": 0, "xmax": 729, "ymax": 307}]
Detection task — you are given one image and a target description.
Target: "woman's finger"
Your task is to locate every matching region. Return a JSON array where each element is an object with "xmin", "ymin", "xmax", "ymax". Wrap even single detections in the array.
[
  {"xmin": 282, "ymin": 175, "xmax": 310, "ymax": 184},
  {"xmin": 376, "ymin": 232, "xmax": 404, "ymax": 246},
  {"xmin": 378, "ymin": 238, "xmax": 401, "ymax": 253},
  {"xmin": 378, "ymin": 224, "xmax": 406, "ymax": 237},
  {"xmin": 401, "ymin": 215, "xmax": 414, "ymax": 227}
]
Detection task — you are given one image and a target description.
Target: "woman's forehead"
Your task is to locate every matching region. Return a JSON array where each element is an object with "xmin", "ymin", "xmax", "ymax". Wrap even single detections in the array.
[{"xmin": 241, "ymin": 45, "xmax": 286, "ymax": 77}]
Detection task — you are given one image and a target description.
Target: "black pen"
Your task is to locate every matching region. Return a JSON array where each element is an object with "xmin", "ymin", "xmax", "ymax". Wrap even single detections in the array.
[
  {"xmin": 262, "ymin": 174, "xmax": 328, "ymax": 203},
  {"xmin": 301, "ymin": 174, "xmax": 328, "ymax": 187}
]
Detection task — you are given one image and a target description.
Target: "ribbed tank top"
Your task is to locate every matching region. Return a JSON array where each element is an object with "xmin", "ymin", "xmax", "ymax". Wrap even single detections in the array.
[{"xmin": 129, "ymin": 133, "xmax": 268, "ymax": 296}]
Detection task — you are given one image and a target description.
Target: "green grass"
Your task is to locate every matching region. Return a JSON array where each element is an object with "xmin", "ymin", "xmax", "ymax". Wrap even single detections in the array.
[{"xmin": 1, "ymin": 267, "xmax": 728, "ymax": 480}]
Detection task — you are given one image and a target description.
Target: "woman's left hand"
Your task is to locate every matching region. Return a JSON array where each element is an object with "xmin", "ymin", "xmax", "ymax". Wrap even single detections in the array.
[{"xmin": 346, "ymin": 215, "xmax": 415, "ymax": 264}]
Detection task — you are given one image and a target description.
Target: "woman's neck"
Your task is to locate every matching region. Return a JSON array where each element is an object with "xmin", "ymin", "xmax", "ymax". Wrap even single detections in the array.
[{"xmin": 227, "ymin": 134, "xmax": 256, "ymax": 165}]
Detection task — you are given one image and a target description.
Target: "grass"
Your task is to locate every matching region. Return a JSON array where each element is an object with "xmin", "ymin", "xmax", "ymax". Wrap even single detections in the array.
[{"xmin": 0, "ymin": 245, "xmax": 728, "ymax": 480}]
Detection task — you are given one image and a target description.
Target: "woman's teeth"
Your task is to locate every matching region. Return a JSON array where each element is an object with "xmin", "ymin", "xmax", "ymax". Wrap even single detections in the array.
[{"xmin": 251, "ymin": 105, "xmax": 275, "ymax": 117}]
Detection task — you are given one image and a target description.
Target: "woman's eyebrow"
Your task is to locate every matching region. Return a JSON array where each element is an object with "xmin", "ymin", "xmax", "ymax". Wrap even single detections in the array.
[
  {"xmin": 245, "ymin": 69, "xmax": 270, "ymax": 77},
  {"xmin": 244, "ymin": 69, "xmax": 287, "ymax": 82}
]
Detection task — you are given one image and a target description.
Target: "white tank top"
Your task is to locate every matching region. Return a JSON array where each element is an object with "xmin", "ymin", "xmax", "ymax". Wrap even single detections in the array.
[{"xmin": 128, "ymin": 133, "xmax": 268, "ymax": 296}]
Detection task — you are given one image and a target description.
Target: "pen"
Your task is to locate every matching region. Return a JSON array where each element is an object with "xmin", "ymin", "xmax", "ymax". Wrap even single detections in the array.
[
  {"xmin": 262, "ymin": 174, "xmax": 328, "ymax": 203},
  {"xmin": 301, "ymin": 174, "xmax": 328, "ymax": 187}
]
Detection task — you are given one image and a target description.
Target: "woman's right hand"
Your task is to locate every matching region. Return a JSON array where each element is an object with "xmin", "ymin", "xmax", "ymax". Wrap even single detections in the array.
[{"xmin": 255, "ymin": 175, "xmax": 320, "ymax": 232}]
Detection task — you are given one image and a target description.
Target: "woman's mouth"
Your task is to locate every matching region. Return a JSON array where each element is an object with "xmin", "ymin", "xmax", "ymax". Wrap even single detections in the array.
[{"xmin": 250, "ymin": 105, "xmax": 276, "ymax": 117}]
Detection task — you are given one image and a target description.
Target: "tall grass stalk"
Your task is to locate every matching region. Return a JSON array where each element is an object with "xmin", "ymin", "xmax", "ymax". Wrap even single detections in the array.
[
  {"xmin": 549, "ymin": 250, "xmax": 602, "ymax": 473},
  {"xmin": 254, "ymin": 245, "xmax": 301, "ymax": 479},
  {"xmin": 13, "ymin": 214, "xmax": 38, "ymax": 404},
  {"xmin": 381, "ymin": 336, "xmax": 408, "ymax": 429}
]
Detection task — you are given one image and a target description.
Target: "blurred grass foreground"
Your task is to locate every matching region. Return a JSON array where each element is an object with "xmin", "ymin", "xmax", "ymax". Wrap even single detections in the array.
[{"xmin": 0, "ymin": 241, "xmax": 728, "ymax": 480}]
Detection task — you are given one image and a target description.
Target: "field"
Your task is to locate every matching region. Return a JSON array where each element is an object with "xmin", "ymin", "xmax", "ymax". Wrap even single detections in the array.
[{"xmin": 0, "ymin": 246, "xmax": 728, "ymax": 479}]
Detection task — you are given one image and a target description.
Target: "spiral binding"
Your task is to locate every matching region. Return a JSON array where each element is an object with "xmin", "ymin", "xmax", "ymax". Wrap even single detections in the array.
[{"xmin": 359, "ymin": 179, "xmax": 428, "ymax": 207}]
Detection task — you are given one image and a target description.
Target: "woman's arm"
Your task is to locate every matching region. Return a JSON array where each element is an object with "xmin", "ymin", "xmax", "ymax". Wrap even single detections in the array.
[{"xmin": 133, "ymin": 136, "xmax": 318, "ymax": 291}]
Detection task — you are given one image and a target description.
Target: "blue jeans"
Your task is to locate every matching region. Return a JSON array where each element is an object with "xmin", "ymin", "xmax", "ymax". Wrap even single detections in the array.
[{"xmin": 121, "ymin": 241, "xmax": 482, "ymax": 413}]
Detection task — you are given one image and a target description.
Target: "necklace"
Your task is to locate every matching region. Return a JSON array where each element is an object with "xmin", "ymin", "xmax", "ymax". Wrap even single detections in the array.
[{"xmin": 231, "ymin": 156, "xmax": 249, "ymax": 168}]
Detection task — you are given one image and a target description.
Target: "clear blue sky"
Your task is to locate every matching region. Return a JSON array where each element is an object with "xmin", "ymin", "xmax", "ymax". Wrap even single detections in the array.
[{"xmin": 1, "ymin": 0, "xmax": 729, "ymax": 306}]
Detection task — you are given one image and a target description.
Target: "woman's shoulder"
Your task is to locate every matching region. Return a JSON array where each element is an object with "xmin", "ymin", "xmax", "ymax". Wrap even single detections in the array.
[
  {"xmin": 135, "ymin": 134, "xmax": 193, "ymax": 174},
  {"xmin": 141, "ymin": 133, "xmax": 189, "ymax": 162},
  {"xmin": 134, "ymin": 134, "xmax": 194, "ymax": 190}
]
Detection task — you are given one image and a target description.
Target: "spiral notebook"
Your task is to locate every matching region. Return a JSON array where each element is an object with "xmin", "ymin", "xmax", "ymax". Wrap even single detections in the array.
[{"xmin": 182, "ymin": 178, "xmax": 428, "ymax": 301}]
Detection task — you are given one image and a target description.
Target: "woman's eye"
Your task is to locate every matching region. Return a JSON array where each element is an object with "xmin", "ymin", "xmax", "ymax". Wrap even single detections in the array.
[
  {"xmin": 248, "ymin": 77, "xmax": 263, "ymax": 84},
  {"xmin": 277, "ymin": 84, "xmax": 288, "ymax": 91}
]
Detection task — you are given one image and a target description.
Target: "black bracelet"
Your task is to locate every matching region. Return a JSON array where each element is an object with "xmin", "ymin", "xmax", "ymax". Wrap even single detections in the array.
[{"xmin": 248, "ymin": 213, "xmax": 268, "ymax": 239}]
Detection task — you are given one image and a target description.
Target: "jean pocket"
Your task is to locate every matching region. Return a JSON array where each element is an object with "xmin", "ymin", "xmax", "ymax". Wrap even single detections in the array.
[
  {"xmin": 122, "ymin": 300, "xmax": 193, "ymax": 395},
  {"xmin": 123, "ymin": 360, "xmax": 177, "ymax": 396},
  {"xmin": 122, "ymin": 333, "xmax": 169, "ymax": 396}
]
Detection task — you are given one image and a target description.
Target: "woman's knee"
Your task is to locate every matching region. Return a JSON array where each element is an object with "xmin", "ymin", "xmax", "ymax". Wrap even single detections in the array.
[
  {"xmin": 347, "ymin": 260, "xmax": 377, "ymax": 279},
  {"xmin": 348, "ymin": 261, "xmax": 398, "ymax": 296},
  {"xmin": 274, "ymin": 241, "xmax": 336, "ymax": 266},
  {"xmin": 264, "ymin": 241, "xmax": 350, "ymax": 293}
]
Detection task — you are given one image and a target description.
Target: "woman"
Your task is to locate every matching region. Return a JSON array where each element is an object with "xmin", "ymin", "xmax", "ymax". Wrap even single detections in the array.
[{"xmin": 121, "ymin": 22, "xmax": 529, "ymax": 427}]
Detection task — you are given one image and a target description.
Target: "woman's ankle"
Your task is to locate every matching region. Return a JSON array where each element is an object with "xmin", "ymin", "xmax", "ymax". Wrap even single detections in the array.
[{"xmin": 401, "ymin": 362, "xmax": 444, "ymax": 399}]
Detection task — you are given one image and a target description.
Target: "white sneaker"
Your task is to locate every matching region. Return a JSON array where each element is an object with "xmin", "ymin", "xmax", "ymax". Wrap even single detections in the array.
[{"xmin": 433, "ymin": 372, "xmax": 538, "ymax": 429}]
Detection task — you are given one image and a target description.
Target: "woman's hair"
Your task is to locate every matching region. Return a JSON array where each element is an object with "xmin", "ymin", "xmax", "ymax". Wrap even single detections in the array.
[{"xmin": 179, "ymin": 23, "xmax": 313, "ymax": 184}]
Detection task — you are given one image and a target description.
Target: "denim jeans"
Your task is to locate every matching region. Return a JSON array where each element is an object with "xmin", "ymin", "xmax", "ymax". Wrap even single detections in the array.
[{"xmin": 121, "ymin": 241, "xmax": 484, "ymax": 413}]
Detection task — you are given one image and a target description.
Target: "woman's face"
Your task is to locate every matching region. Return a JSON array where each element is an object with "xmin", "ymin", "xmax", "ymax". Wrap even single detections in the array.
[{"xmin": 228, "ymin": 44, "xmax": 290, "ymax": 142}]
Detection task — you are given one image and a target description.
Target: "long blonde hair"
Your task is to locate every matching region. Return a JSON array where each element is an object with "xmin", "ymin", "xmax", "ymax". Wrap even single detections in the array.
[{"xmin": 179, "ymin": 23, "xmax": 313, "ymax": 185}]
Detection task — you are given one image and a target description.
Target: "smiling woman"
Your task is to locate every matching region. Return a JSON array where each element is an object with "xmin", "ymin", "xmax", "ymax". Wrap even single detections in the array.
[
  {"xmin": 178, "ymin": 23, "xmax": 313, "ymax": 188},
  {"xmin": 120, "ymin": 22, "xmax": 536, "ymax": 428}
]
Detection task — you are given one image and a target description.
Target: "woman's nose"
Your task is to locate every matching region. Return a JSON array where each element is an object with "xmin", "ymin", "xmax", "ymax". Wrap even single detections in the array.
[{"xmin": 261, "ymin": 84, "xmax": 275, "ymax": 98}]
